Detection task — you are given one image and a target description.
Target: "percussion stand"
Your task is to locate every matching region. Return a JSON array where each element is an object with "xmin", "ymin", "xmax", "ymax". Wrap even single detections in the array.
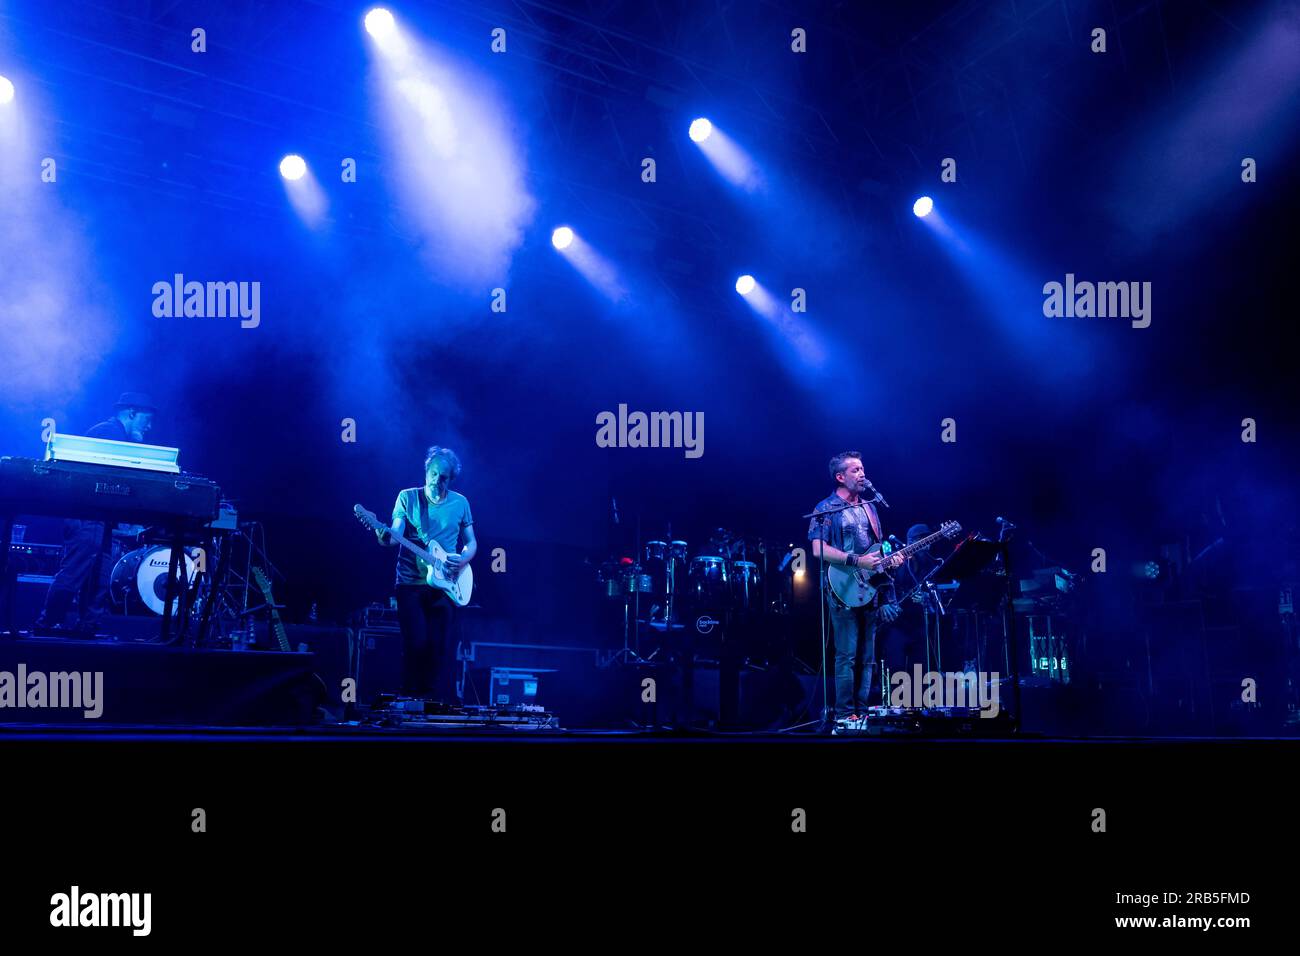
[
  {"xmin": 664, "ymin": 522, "xmax": 678, "ymax": 632},
  {"xmin": 633, "ymin": 512, "xmax": 641, "ymax": 657},
  {"xmin": 608, "ymin": 589, "xmax": 646, "ymax": 666}
]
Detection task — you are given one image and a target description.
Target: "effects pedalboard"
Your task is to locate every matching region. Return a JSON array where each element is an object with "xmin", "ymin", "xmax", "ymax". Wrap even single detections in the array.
[
  {"xmin": 834, "ymin": 706, "xmax": 1016, "ymax": 737},
  {"xmin": 365, "ymin": 695, "xmax": 560, "ymax": 731}
]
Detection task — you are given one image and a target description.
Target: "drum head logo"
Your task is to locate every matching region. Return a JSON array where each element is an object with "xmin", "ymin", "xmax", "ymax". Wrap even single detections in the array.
[{"xmin": 695, "ymin": 615, "xmax": 719, "ymax": 634}]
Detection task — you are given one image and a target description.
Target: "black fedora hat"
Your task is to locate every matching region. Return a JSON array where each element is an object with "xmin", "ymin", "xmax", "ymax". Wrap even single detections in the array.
[{"xmin": 113, "ymin": 391, "xmax": 158, "ymax": 413}]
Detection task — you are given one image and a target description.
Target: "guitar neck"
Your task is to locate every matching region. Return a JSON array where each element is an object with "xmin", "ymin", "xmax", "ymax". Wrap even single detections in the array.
[
  {"xmin": 366, "ymin": 515, "xmax": 434, "ymax": 563},
  {"xmin": 892, "ymin": 530, "xmax": 948, "ymax": 561},
  {"xmin": 251, "ymin": 569, "xmax": 290, "ymax": 651},
  {"xmin": 267, "ymin": 608, "xmax": 289, "ymax": 649},
  {"xmin": 391, "ymin": 528, "xmax": 433, "ymax": 563}
]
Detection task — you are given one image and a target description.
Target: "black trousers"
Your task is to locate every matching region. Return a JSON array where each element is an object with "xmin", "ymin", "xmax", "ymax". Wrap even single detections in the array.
[
  {"xmin": 395, "ymin": 584, "xmax": 455, "ymax": 699},
  {"xmin": 881, "ymin": 618, "xmax": 928, "ymax": 686},
  {"xmin": 39, "ymin": 519, "xmax": 116, "ymax": 630}
]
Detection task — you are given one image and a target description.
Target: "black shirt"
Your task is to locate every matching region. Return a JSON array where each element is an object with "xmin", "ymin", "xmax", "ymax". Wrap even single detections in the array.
[
  {"xmin": 85, "ymin": 419, "xmax": 129, "ymax": 441},
  {"xmin": 807, "ymin": 492, "xmax": 895, "ymax": 604}
]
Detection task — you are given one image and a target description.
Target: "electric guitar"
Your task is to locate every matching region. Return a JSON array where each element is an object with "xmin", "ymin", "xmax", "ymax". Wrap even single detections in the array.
[
  {"xmin": 250, "ymin": 565, "xmax": 291, "ymax": 652},
  {"xmin": 353, "ymin": 504, "xmax": 474, "ymax": 606},
  {"xmin": 826, "ymin": 520, "xmax": 962, "ymax": 608}
]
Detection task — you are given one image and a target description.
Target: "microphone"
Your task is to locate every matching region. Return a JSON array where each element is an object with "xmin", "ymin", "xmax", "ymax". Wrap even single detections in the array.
[
  {"xmin": 866, "ymin": 480, "xmax": 890, "ymax": 508},
  {"xmin": 996, "ymin": 516, "xmax": 1016, "ymax": 529}
]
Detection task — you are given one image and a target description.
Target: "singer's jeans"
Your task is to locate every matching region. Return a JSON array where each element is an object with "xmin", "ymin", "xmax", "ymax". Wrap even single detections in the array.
[{"xmin": 829, "ymin": 598, "xmax": 879, "ymax": 716}]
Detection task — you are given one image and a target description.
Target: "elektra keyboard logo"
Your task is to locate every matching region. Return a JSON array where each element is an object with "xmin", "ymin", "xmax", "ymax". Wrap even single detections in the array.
[
  {"xmin": 50, "ymin": 886, "xmax": 151, "ymax": 937},
  {"xmin": 0, "ymin": 664, "xmax": 103, "ymax": 718},
  {"xmin": 595, "ymin": 404, "xmax": 704, "ymax": 459},
  {"xmin": 151, "ymin": 273, "xmax": 261, "ymax": 328},
  {"xmin": 889, "ymin": 666, "xmax": 1001, "ymax": 717},
  {"xmin": 1042, "ymin": 273, "xmax": 1151, "ymax": 328}
]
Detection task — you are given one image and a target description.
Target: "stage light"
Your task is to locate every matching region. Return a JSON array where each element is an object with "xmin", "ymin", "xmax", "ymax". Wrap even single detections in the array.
[
  {"xmin": 551, "ymin": 226, "xmax": 574, "ymax": 250},
  {"xmin": 279, "ymin": 154, "xmax": 307, "ymax": 181},
  {"xmin": 0, "ymin": 76, "xmax": 14, "ymax": 105},
  {"xmin": 735, "ymin": 274, "xmax": 756, "ymax": 295},
  {"xmin": 364, "ymin": 7, "xmax": 396, "ymax": 39},
  {"xmin": 913, "ymin": 196, "xmax": 934, "ymax": 218},
  {"xmin": 689, "ymin": 118, "xmax": 713, "ymax": 143}
]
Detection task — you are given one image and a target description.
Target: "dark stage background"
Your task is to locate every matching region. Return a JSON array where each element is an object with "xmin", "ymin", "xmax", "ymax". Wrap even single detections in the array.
[{"xmin": 1, "ymin": 0, "xmax": 1297, "ymax": 720}]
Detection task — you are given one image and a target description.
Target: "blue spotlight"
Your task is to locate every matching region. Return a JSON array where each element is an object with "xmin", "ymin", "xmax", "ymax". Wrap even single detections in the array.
[
  {"xmin": 0, "ymin": 76, "xmax": 14, "ymax": 105},
  {"xmin": 364, "ymin": 7, "xmax": 396, "ymax": 39},
  {"xmin": 689, "ymin": 118, "xmax": 713, "ymax": 143},
  {"xmin": 279, "ymin": 154, "xmax": 307, "ymax": 181},
  {"xmin": 735, "ymin": 274, "xmax": 756, "ymax": 295},
  {"xmin": 913, "ymin": 196, "xmax": 934, "ymax": 218},
  {"xmin": 551, "ymin": 226, "xmax": 574, "ymax": 250}
]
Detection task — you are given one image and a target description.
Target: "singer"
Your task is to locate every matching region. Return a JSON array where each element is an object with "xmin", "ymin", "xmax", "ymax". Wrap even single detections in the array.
[{"xmin": 807, "ymin": 451, "xmax": 904, "ymax": 725}]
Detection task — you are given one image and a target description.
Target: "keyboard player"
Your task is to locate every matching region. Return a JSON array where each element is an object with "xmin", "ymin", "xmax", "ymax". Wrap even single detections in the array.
[{"xmin": 35, "ymin": 392, "xmax": 157, "ymax": 635}]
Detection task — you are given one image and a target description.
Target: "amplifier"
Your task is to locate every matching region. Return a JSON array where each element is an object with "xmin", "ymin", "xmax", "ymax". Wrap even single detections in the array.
[
  {"xmin": 362, "ymin": 603, "xmax": 401, "ymax": 630},
  {"xmin": 206, "ymin": 500, "xmax": 239, "ymax": 531},
  {"xmin": 455, "ymin": 641, "xmax": 607, "ymax": 723},
  {"xmin": 356, "ymin": 627, "xmax": 405, "ymax": 703},
  {"xmin": 8, "ymin": 541, "xmax": 63, "ymax": 578},
  {"xmin": 464, "ymin": 666, "xmax": 557, "ymax": 708}
]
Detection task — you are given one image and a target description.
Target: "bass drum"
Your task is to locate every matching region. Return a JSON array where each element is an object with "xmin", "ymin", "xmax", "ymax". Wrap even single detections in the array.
[{"xmin": 110, "ymin": 546, "xmax": 199, "ymax": 616}]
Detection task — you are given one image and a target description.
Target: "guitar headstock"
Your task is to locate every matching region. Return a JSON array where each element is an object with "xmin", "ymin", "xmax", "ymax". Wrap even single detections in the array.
[
  {"xmin": 940, "ymin": 520, "xmax": 962, "ymax": 538},
  {"xmin": 353, "ymin": 504, "xmax": 381, "ymax": 531}
]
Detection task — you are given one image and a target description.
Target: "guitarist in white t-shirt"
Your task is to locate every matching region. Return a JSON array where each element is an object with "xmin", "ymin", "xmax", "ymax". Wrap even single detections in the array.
[{"xmin": 375, "ymin": 445, "xmax": 477, "ymax": 699}]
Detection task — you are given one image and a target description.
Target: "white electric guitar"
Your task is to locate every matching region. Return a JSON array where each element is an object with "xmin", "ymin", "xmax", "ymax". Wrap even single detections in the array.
[{"xmin": 353, "ymin": 504, "xmax": 474, "ymax": 606}]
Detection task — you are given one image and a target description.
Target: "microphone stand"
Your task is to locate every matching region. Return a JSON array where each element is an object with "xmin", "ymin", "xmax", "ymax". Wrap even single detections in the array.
[{"xmin": 814, "ymin": 512, "xmax": 831, "ymax": 733}]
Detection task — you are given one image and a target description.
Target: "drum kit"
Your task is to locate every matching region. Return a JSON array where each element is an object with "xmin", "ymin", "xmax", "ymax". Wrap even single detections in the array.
[
  {"xmin": 110, "ymin": 543, "xmax": 203, "ymax": 616},
  {"xmin": 597, "ymin": 527, "xmax": 785, "ymax": 663}
]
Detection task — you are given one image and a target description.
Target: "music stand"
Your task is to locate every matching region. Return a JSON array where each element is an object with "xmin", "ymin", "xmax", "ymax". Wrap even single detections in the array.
[{"xmin": 929, "ymin": 534, "xmax": 1021, "ymax": 728}]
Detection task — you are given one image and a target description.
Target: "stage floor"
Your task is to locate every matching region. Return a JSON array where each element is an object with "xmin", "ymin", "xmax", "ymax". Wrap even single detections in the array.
[{"xmin": 3, "ymin": 722, "xmax": 1298, "ymax": 743}]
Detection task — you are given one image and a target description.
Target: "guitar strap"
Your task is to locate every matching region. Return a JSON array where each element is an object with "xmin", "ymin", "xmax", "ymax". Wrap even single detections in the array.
[
  {"xmin": 865, "ymin": 501, "xmax": 881, "ymax": 542},
  {"xmin": 412, "ymin": 488, "xmax": 429, "ymax": 546}
]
